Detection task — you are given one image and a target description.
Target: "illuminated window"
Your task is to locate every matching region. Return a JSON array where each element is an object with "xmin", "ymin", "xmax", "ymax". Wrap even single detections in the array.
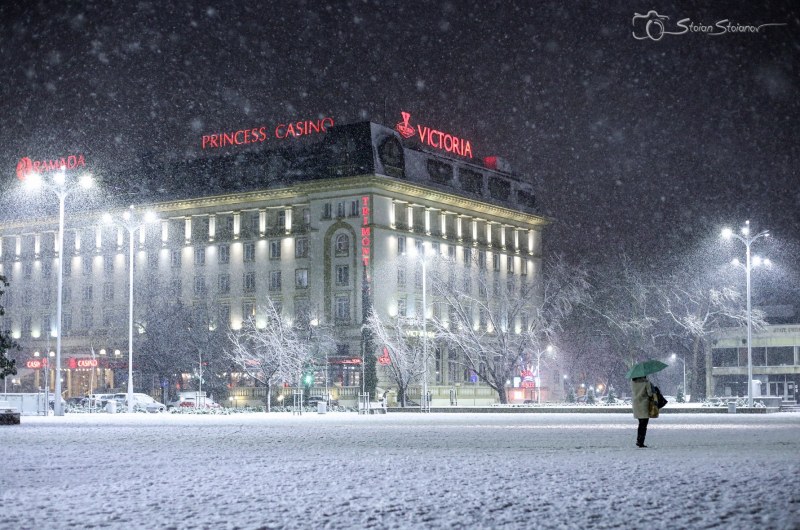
[
  {"xmin": 269, "ymin": 271, "xmax": 282, "ymax": 291},
  {"xmin": 103, "ymin": 255, "xmax": 114, "ymax": 273},
  {"xmin": 218, "ymin": 244, "xmax": 230, "ymax": 264},
  {"xmin": 521, "ymin": 259, "xmax": 528, "ymax": 276},
  {"xmin": 295, "ymin": 269, "xmax": 308, "ymax": 289},
  {"xmin": 103, "ymin": 282, "xmax": 114, "ymax": 301},
  {"xmin": 336, "ymin": 202, "xmax": 346, "ymax": 218},
  {"xmin": 244, "ymin": 243, "xmax": 256, "ymax": 262},
  {"xmin": 507, "ymin": 256, "xmax": 514, "ymax": 274},
  {"xmin": 242, "ymin": 302, "xmax": 256, "ymax": 319},
  {"xmin": 194, "ymin": 275, "xmax": 207, "ymax": 296},
  {"xmin": 335, "ymin": 234, "xmax": 349, "ymax": 256},
  {"xmin": 194, "ymin": 247, "xmax": 205, "ymax": 266},
  {"xmin": 397, "ymin": 267, "xmax": 406, "ymax": 289},
  {"xmin": 493, "ymin": 253, "xmax": 500, "ymax": 271},
  {"xmin": 397, "ymin": 236, "xmax": 406, "ymax": 256},
  {"xmin": 170, "ymin": 249, "xmax": 181, "ymax": 268},
  {"xmin": 82, "ymin": 285, "xmax": 93, "ymax": 302}
]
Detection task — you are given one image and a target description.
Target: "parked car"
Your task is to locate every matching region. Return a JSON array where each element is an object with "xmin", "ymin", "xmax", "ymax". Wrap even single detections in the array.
[
  {"xmin": 113, "ymin": 393, "xmax": 167, "ymax": 413},
  {"xmin": 167, "ymin": 391, "xmax": 221, "ymax": 410},
  {"xmin": 82, "ymin": 393, "xmax": 115, "ymax": 407}
]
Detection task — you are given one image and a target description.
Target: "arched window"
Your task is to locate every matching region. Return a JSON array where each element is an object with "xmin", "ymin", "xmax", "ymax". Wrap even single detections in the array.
[{"xmin": 335, "ymin": 233, "xmax": 350, "ymax": 256}]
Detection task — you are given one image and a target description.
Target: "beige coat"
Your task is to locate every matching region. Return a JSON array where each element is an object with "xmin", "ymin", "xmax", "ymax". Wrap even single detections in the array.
[{"xmin": 631, "ymin": 378, "xmax": 653, "ymax": 419}]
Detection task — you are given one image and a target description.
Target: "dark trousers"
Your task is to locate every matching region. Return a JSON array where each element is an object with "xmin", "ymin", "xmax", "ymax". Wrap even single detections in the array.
[{"xmin": 637, "ymin": 418, "xmax": 649, "ymax": 446}]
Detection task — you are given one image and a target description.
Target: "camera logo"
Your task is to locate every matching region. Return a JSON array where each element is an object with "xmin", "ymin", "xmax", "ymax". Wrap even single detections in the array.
[{"xmin": 632, "ymin": 11, "xmax": 671, "ymax": 41}]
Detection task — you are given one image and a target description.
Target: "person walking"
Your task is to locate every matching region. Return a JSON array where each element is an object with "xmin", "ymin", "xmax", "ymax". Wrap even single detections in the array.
[{"xmin": 631, "ymin": 376, "xmax": 654, "ymax": 448}]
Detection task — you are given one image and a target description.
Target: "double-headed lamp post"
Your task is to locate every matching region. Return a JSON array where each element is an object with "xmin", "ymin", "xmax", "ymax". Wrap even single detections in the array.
[
  {"xmin": 103, "ymin": 206, "xmax": 157, "ymax": 413},
  {"xmin": 24, "ymin": 169, "xmax": 93, "ymax": 416},
  {"xmin": 670, "ymin": 353, "xmax": 686, "ymax": 398},
  {"xmin": 721, "ymin": 221, "xmax": 769, "ymax": 408}
]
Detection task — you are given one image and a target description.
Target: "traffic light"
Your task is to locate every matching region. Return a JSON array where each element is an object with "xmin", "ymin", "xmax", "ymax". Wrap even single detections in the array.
[{"xmin": 303, "ymin": 373, "xmax": 314, "ymax": 387}]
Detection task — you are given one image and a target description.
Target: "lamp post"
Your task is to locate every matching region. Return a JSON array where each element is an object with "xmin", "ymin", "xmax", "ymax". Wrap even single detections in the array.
[
  {"xmin": 534, "ymin": 345, "xmax": 553, "ymax": 404},
  {"xmin": 103, "ymin": 206, "xmax": 157, "ymax": 413},
  {"xmin": 670, "ymin": 353, "xmax": 686, "ymax": 399},
  {"xmin": 23, "ymin": 169, "xmax": 93, "ymax": 416},
  {"xmin": 722, "ymin": 220, "xmax": 769, "ymax": 408}
]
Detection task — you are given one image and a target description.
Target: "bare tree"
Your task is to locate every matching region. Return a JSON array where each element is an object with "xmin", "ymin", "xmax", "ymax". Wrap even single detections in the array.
[
  {"xmin": 427, "ymin": 253, "xmax": 590, "ymax": 404},
  {"xmin": 226, "ymin": 299, "xmax": 309, "ymax": 410},
  {"xmin": 365, "ymin": 310, "xmax": 427, "ymax": 407}
]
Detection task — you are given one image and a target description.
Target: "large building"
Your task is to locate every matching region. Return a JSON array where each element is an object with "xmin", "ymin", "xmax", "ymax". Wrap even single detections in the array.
[{"xmin": 0, "ymin": 118, "xmax": 551, "ymax": 406}]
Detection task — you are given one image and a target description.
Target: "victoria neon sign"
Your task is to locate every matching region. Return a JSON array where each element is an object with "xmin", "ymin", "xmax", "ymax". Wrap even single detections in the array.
[
  {"xmin": 395, "ymin": 111, "xmax": 473, "ymax": 159},
  {"xmin": 201, "ymin": 116, "xmax": 334, "ymax": 149},
  {"xmin": 16, "ymin": 154, "xmax": 87, "ymax": 181}
]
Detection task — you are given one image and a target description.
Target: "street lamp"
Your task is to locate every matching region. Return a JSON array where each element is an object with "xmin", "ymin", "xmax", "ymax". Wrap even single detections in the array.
[
  {"xmin": 23, "ymin": 168, "xmax": 93, "ymax": 416},
  {"xmin": 670, "ymin": 353, "xmax": 686, "ymax": 399},
  {"xmin": 103, "ymin": 205, "xmax": 157, "ymax": 413},
  {"xmin": 721, "ymin": 220, "xmax": 769, "ymax": 408},
  {"xmin": 408, "ymin": 242, "xmax": 432, "ymax": 412}
]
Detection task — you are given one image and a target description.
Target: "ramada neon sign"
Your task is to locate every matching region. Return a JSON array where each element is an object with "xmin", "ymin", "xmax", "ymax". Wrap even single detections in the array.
[
  {"xmin": 16, "ymin": 154, "xmax": 87, "ymax": 181},
  {"xmin": 202, "ymin": 116, "xmax": 334, "ymax": 149},
  {"xmin": 395, "ymin": 111, "xmax": 473, "ymax": 159},
  {"xmin": 360, "ymin": 196, "xmax": 371, "ymax": 268}
]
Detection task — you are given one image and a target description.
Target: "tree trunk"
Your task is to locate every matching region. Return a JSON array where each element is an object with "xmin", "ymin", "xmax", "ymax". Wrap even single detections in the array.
[{"xmin": 496, "ymin": 385, "xmax": 508, "ymax": 404}]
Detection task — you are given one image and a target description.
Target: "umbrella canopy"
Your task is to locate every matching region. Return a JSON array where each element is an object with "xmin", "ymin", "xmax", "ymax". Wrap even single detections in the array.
[{"xmin": 625, "ymin": 360, "xmax": 669, "ymax": 380}]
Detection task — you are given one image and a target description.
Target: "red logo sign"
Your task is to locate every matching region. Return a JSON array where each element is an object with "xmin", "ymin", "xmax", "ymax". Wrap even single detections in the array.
[
  {"xmin": 16, "ymin": 154, "xmax": 87, "ymax": 181},
  {"xmin": 378, "ymin": 347, "xmax": 391, "ymax": 366},
  {"xmin": 26, "ymin": 359, "xmax": 47, "ymax": 369},
  {"xmin": 202, "ymin": 116, "xmax": 334, "ymax": 149},
  {"xmin": 394, "ymin": 111, "xmax": 473, "ymax": 158},
  {"xmin": 67, "ymin": 358, "xmax": 98, "ymax": 369}
]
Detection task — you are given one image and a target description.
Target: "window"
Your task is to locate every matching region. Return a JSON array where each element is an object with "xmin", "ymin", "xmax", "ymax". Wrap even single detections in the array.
[
  {"xmin": 170, "ymin": 279, "xmax": 182, "ymax": 297},
  {"xmin": 276, "ymin": 210, "xmax": 286, "ymax": 229},
  {"xmin": 63, "ymin": 260, "xmax": 71, "ymax": 277},
  {"xmin": 243, "ymin": 271, "xmax": 256, "ymax": 293},
  {"xmin": 244, "ymin": 243, "xmax": 256, "ymax": 262},
  {"xmin": 336, "ymin": 265, "xmax": 349, "ymax": 286},
  {"xmin": 295, "ymin": 238, "xmax": 308, "ymax": 258},
  {"xmin": 41, "ymin": 314, "xmax": 51, "ymax": 334},
  {"xmin": 335, "ymin": 295, "xmax": 350, "ymax": 321},
  {"xmin": 335, "ymin": 234, "xmax": 349, "ymax": 256},
  {"xmin": 323, "ymin": 203, "xmax": 332, "ymax": 219},
  {"xmin": 448, "ymin": 245, "xmax": 456, "ymax": 260},
  {"xmin": 42, "ymin": 260, "xmax": 52, "ymax": 277},
  {"xmin": 81, "ymin": 310, "xmax": 93, "ymax": 330},
  {"xmin": 397, "ymin": 236, "xmax": 406, "ymax": 256},
  {"xmin": 194, "ymin": 247, "xmax": 205, "ymax": 266},
  {"xmin": 170, "ymin": 249, "xmax": 181, "ymax": 268},
  {"xmin": 478, "ymin": 250, "xmax": 487, "ymax": 270},
  {"xmin": 302, "ymin": 208, "xmax": 311, "ymax": 225},
  {"xmin": 103, "ymin": 255, "xmax": 114, "ymax": 273},
  {"xmin": 350, "ymin": 200, "xmax": 358, "ymax": 217},
  {"xmin": 507, "ymin": 256, "xmax": 514, "ymax": 274},
  {"xmin": 219, "ymin": 304, "xmax": 231, "ymax": 328},
  {"xmin": 102, "ymin": 310, "xmax": 114, "ymax": 328},
  {"xmin": 397, "ymin": 297, "xmax": 407, "ymax": 317},
  {"xmin": 22, "ymin": 315, "xmax": 32, "ymax": 334},
  {"xmin": 397, "ymin": 267, "xmax": 406, "ymax": 289},
  {"xmin": 269, "ymin": 240, "xmax": 281, "ymax": 259},
  {"xmin": 82, "ymin": 285, "xmax": 93, "ymax": 302},
  {"xmin": 295, "ymin": 269, "xmax": 308, "ymax": 289},
  {"xmin": 336, "ymin": 202, "xmax": 346, "ymax": 218},
  {"xmin": 415, "ymin": 300, "xmax": 423, "ymax": 319},
  {"xmin": 194, "ymin": 275, "xmax": 206, "ymax": 296},
  {"xmin": 223, "ymin": 216, "xmax": 234, "ymax": 233},
  {"xmin": 269, "ymin": 271, "xmax": 282, "ymax": 291},
  {"xmin": 463, "ymin": 274, "xmax": 471, "ymax": 293},
  {"xmin": 62, "ymin": 313, "xmax": 72, "ymax": 332},
  {"xmin": 414, "ymin": 239, "xmax": 423, "ymax": 256},
  {"xmin": 62, "ymin": 287, "xmax": 70, "ymax": 305},
  {"xmin": 148, "ymin": 252, "xmax": 158, "ymax": 270},
  {"xmin": 218, "ymin": 274, "xmax": 230, "ymax": 295},
  {"xmin": 432, "ymin": 241, "xmax": 440, "ymax": 255},
  {"xmin": 218, "ymin": 244, "xmax": 230, "ymax": 264},
  {"xmin": 460, "ymin": 168, "xmax": 483, "ymax": 194},
  {"xmin": 249, "ymin": 212, "xmax": 261, "ymax": 234},
  {"xmin": 427, "ymin": 159, "xmax": 453, "ymax": 184},
  {"xmin": 103, "ymin": 282, "xmax": 114, "ymax": 301},
  {"xmin": 242, "ymin": 301, "xmax": 256, "ymax": 319},
  {"xmin": 414, "ymin": 264, "xmax": 423, "ymax": 290},
  {"xmin": 82, "ymin": 258, "xmax": 92, "ymax": 276},
  {"xmin": 521, "ymin": 259, "xmax": 528, "ymax": 276},
  {"xmin": 478, "ymin": 278, "xmax": 487, "ymax": 297},
  {"xmin": 463, "ymin": 247, "xmax": 472, "ymax": 266},
  {"xmin": 493, "ymin": 253, "xmax": 500, "ymax": 271}
]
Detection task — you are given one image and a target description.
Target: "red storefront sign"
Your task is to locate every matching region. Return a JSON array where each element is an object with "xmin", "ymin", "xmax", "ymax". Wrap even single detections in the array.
[
  {"xmin": 378, "ymin": 347, "xmax": 391, "ymax": 366},
  {"xmin": 395, "ymin": 111, "xmax": 473, "ymax": 158},
  {"xmin": 201, "ymin": 116, "xmax": 334, "ymax": 149},
  {"xmin": 26, "ymin": 359, "xmax": 48, "ymax": 369},
  {"xmin": 16, "ymin": 154, "xmax": 87, "ymax": 181},
  {"xmin": 67, "ymin": 358, "xmax": 98, "ymax": 369}
]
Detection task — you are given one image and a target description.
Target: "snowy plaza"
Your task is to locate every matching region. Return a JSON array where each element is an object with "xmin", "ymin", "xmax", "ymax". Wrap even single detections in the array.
[{"xmin": 2, "ymin": 411, "xmax": 799, "ymax": 529}]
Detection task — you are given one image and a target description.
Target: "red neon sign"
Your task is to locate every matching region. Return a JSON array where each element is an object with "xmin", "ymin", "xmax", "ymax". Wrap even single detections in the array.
[
  {"xmin": 395, "ymin": 112, "xmax": 473, "ymax": 158},
  {"xmin": 16, "ymin": 154, "xmax": 87, "ymax": 181},
  {"xmin": 360, "ymin": 196, "xmax": 371, "ymax": 268},
  {"xmin": 26, "ymin": 359, "xmax": 47, "ymax": 369},
  {"xmin": 202, "ymin": 116, "xmax": 334, "ymax": 149},
  {"xmin": 67, "ymin": 358, "xmax": 98, "ymax": 369},
  {"xmin": 378, "ymin": 347, "xmax": 391, "ymax": 366}
]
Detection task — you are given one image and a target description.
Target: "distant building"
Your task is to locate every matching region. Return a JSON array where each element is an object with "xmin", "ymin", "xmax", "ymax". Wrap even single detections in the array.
[{"xmin": 0, "ymin": 120, "xmax": 551, "ymax": 405}]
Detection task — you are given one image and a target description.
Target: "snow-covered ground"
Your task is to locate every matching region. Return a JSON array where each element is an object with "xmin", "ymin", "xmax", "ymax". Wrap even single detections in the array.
[{"xmin": 2, "ymin": 412, "xmax": 798, "ymax": 529}]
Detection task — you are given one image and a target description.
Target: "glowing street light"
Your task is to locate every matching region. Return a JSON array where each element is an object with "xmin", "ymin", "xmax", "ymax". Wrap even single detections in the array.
[
  {"xmin": 721, "ymin": 220, "xmax": 769, "ymax": 408},
  {"xmin": 103, "ymin": 205, "xmax": 158, "ymax": 413},
  {"xmin": 23, "ymin": 168, "xmax": 93, "ymax": 416},
  {"xmin": 670, "ymin": 353, "xmax": 686, "ymax": 399},
  {"xmin": 534, "ymin": 345, "xmax": 554, "ymax": 404}
]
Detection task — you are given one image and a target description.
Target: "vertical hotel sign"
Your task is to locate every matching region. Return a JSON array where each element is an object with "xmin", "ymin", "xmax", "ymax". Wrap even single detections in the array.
[{"xmin": 360, "ymin": 196, "xmax": 371, "ymax": 271}]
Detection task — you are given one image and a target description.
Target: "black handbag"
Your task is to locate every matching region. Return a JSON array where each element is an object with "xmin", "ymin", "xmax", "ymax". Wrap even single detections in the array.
[{"xmin": 653, "ymin": 385, "xmax": 668, "ymax": 409}]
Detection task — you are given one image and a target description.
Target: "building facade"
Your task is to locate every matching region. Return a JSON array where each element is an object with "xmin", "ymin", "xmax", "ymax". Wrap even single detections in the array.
[{"xmin": 1, "ymin": 121, "xmax": 551, "ymax": 406}]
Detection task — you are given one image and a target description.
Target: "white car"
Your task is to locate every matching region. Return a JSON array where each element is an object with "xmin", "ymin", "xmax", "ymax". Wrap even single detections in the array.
[
  {"xmin": 113, "ymin": 393, "xmax": 167, "ymax": 413},
  {"xmin": 167, "ymin": 391, "xmax": 221, "ymax": 410}
]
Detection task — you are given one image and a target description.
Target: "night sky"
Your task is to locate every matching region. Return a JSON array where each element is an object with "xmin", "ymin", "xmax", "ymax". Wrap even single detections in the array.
[{"xmin": 1, "ymin": 1, "xmax": 798, "ymax": 273}]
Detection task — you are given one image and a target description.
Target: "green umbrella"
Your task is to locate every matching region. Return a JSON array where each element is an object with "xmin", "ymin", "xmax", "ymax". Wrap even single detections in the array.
[{"xmin": 625, "ymin": 360, "xmax": 669, "ymax": 380}]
